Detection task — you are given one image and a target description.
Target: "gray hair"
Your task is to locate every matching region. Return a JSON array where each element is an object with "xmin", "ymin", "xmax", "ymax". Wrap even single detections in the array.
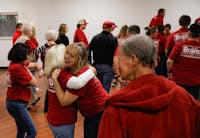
[
  {"xmin": 45, "ymin": 29, "xmax": 57, "ymax": 41},
  {"xmin": 22, "ymin": 24, "xmax": 33, "ymax": 35},
  {"xmin": 121, "ymin": 34, "xmax": 157, "ymax": 68}
]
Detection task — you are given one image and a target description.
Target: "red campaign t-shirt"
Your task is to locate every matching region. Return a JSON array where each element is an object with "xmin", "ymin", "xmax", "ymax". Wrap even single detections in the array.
[
  {"xmin": 169, "ymin": 40, "xmax": 200, "ymax": 86},
  {"xmin": 67, "ymin": 67, "xmax": 109, "ymax": 117},
  {"xmin": 158, "ymin": 33, "xmax": 167, "ymax": 54},
  {"xmin": 47, "ymin": 72, "xmax": 77, "ymax": 126},
  {"xmin": 12, "ymin": 30, "xmax": 22, "ymax": 46},
  {"xmin": 166, "ymin": 28, "xmax": 189, "ymax": 50},
  {"xmin": 73, "ymin": 28, "xmax": 89, "ymax": 48},
  {"xmin": 25, "ymin": 39, "xmax": 37, "ymax": 52},
  {"xmin": 6, "ymin": 62, "xmax": 32, "ymax": 102}
]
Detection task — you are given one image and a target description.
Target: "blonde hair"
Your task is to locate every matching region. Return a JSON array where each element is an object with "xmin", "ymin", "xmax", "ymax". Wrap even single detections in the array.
[
  {"xmin": 22, "ymin": 24, "xmax": 32, "ymax": 35},
  {"xmin": 117, "ymin": 25, "xmax": 128, "ymax": 39},
  {"xmin": 66, "ymin": 42, "xmax": 88, "ymax": 74},
  {"xmin": 45, "ymin": 29, "xmax": 57, "ymax": 41},
  {"xmin": 44, "ymin": 44, "xmax": 66, "ymax": 76},
  {"xmin": 59, "ymin": 24, "xmax": 67, "ymax": 35},
  {"xmin": 31, "ymin": 26, "xmax": 36, "ymax": 38}
]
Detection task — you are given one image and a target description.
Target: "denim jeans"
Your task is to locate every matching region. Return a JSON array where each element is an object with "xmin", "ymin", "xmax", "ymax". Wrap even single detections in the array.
[
  {"xmin": 31, "ymin": 71, "xmax": 37, "ymax": 94},
  {"xmin": 48, "ymin": 123, "xmax": 75, "ymax": 138},
  {"xmin": 84, "ymin": 111, "xmax": 103, "ymax": 138},
  {"xmin": 94, "ymin": 64, "xmax": 114, "ymax": 93},
  {"xmin": 6, "ymin": 99, "xmax": 37, "ymax": 138}
]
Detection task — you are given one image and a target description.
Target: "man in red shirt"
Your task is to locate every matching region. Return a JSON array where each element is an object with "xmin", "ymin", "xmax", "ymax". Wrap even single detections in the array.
[
  {"xmin": 149, "ymin": 8, "xmax": 165, "ymax": 27},
  {"xmin": 165, "ymin": 15, "xmax": 191, "ymax": 57},
  {"xmin": 73, "ymin": 19, "xmax": 89, "ymax": 48},
  {"xmin": 167, "ymin": 24, "xmax": 200, "ymax": 100},
  {"xmin": 98, "ymin": 34, "xmax": 200, "ymax": 138},
  {"xmin": 12, "ymin": 23, "xmax": 23, "ymax": 45}
]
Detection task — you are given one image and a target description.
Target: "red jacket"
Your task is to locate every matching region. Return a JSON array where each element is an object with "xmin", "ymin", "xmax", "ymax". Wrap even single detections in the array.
[{"xmin": 98, "ymin": 74, "xmax": 200, "ymax": 138}]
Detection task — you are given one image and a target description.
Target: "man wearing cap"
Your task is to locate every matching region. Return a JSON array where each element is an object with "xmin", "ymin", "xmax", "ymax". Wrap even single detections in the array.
[
  {"xmin": 167, "ymin": 23, "xmax": 200, "ymax": 100},
  {"xmin": 89, "ymin": 20, "xmax": 118, "ymax": 93},
  {"xmin": 73, "ymin": 19, "xmax": 89, "ymax": 48}
]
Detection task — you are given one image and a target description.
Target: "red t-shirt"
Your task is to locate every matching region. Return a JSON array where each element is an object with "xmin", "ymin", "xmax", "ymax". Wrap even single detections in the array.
[
  {"xmin": 25, "ymin": 39, "xmax": 37, "ymax": 52},
  {"xmin": 166, "ymin": 28, "xmax": 189, "ymax": 50},
  {"xmin": 149, "ymin": 15, "xmax": 164, "ymax": 27},
  {"xmin": 12, "ymin": 30, "xmax": 22, "ymax": 46},
  {"xmin": 67, "ymin": 67, "xmax": 109, "ymax": 117},
  {"xmin": 47, "ymin": 72, "xmax": 77, "ymax": 126},
  {"xmin": 158, "ymin": 33, "xmax": 167, "ymax": 54},
  {"xmin": 6, "ymin": 62, "xmax": 32, "ymax": 102},
  {"xmin": 73, "ymin": 28, "xmax": 89, "ymax": 48},
  {"xmin": 30, "ymin": 37, "xmax": 39, "ymax": 60},
  {"xmin": 169, "ymin": 40, "xmax": 200, "ymax": 86}
]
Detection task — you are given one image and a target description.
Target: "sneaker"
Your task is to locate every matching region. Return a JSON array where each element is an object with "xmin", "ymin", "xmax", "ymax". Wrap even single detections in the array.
[{"xmin": 31, "ymin": 97, "xmax": 41, "ymax": 105}]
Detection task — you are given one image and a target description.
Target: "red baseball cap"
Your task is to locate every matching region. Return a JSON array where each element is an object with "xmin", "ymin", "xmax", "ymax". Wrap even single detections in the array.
[
  {"xmin": 103, "ymin": 20, "xmax": 117, "ymax": 28},
  {"xmin": 112, "ymin": 22, "xmax": 117, "ymax": 28},
  {"xmin": 77, "ymin": 19, "xmax": 88, "ymax": 25}
]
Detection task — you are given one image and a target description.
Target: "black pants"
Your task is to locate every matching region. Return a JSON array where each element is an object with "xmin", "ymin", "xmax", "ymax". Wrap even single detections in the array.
[
  {"xmin": 84, "ymin": 111, "xmax": 103, "ymax": 138},
  {"xmin": 179, "ymin": 84, "xmax": 200, "ymax": 100}
]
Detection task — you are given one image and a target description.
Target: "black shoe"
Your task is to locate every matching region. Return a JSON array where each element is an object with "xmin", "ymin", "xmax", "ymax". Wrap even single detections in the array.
[{"xmin": 31, "ymin": 97, "xmax": 41, "ymax": 105}]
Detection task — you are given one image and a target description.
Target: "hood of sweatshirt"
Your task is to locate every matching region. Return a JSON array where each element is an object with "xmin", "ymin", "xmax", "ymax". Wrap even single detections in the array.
[{"xmin": 108, "ymin": 74, "xmax": 178, "ymax": 112}]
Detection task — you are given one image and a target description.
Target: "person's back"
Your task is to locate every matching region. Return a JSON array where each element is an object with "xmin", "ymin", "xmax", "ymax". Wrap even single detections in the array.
[
  {"xmin": 98, "ymin": 74, "xmax": 200, "ymax": 138},
  {"xmin": 90, "ymin": 31, "xmax": 117, "ymax": 65},
  {"xmin": 55, "ymin": 23, "xmax": 69, "ymax": 46},
  {"xmin": 149, "ymin": 8, "xmax": 165, "ymax": 27},
  {"xmin": 12, "ymin": 23, "xmax": 23, "ymax": 45},
  {"xmin": 89, "ymin": 20, "xmax": 118, "ymax": 92},
  {"xmin": 98, "ymin": 34, "xmax": 200, "ymax": 138},
  {"xmin": 166, "ymin": 15, "xmax": 191, "ymax": 56}
]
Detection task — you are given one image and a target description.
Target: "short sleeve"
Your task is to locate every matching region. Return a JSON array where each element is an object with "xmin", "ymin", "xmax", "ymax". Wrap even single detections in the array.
[
  {"xmin": 169, "ymin": 43, "xmax": 182, "ymax": 62},
  {"xmin": 12, "ymin": 67, "xmax": 32, "ymax": 86},
  {"xmin": 67, "ymin": 85, "xmax": 87, "ymax": 96}
]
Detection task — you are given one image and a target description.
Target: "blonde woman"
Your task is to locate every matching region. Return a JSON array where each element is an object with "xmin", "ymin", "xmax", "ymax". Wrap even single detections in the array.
[
  {"xmin": 55, "ymin": 23, "xmax": 69, "ymax": 46},
  {"xmin": 51, "ymin": 43, "xmax": 108, "ymax": 138}
]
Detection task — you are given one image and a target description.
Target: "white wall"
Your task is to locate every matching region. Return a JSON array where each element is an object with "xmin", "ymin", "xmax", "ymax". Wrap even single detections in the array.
[{"xmin": 0, "ymin": 0, "xmax": 200, "ymax": 67}]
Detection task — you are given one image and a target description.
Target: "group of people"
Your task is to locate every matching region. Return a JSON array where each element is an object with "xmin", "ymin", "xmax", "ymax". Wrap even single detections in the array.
[{"xmin": 5, "ymin": 8, "xmax": 200, "ymax": 138}]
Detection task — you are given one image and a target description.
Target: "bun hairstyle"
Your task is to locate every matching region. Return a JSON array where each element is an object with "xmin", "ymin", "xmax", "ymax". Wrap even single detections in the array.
[
  {"xmin": 8, "ymin": 43, "xmax": 30, "ymax": 63},
  {"xmin": 145, "ymin": 26, "xmax": 157, "ymax": 36}
]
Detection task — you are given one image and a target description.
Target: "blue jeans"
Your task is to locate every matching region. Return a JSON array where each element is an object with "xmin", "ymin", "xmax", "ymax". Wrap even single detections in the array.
[
  {"xmin": 94, "ymin": 64, "xmax": 114, "ymax": 93},
  {"xmin": 48, "ymin": 123, "xmax": 75, "ymax": 138},
  {"xmin": 84, "ymin": 111, "xmax": 103, "ymax": 138},
  {"xmin": 6, "ymin": 99, "xmax": 37, "ymax": 138},
  {"xmin": 31, "ymin": 71, "xmax": 37, "ymax": 94}
]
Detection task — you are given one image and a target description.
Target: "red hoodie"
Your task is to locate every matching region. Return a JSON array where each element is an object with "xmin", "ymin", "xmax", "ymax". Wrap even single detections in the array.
[{"xmin": 98, "ymin": 74, "xmax": 200, "ymax": 138}]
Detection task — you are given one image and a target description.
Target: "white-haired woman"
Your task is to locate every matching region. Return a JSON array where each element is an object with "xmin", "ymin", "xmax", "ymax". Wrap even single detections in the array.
[
  {"xmin": 51, "ymin": 43, "xmax": 108, "ymax": 138},
  {"xmin": 41, "ymin": 29, "xmax": 57, "ymax": 112}
]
